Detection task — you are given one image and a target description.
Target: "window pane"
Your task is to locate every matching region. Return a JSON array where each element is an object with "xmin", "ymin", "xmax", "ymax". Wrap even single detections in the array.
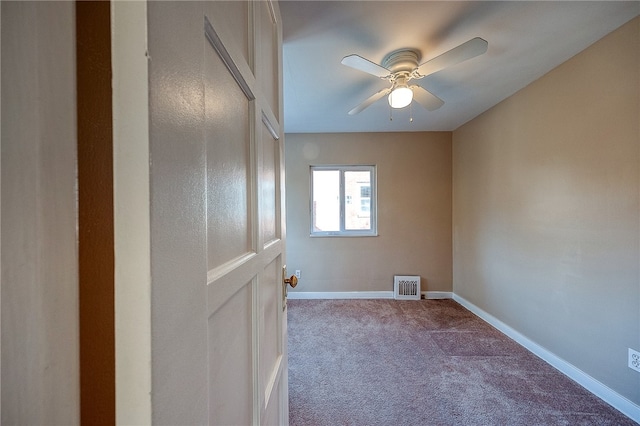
[
  {"xmin": 344, "ymin": 171, "xmax": 371, "ymax": 230},
  {"xmin": 312, "ymin": 170, "xmax": 340, "ymax": 232}
]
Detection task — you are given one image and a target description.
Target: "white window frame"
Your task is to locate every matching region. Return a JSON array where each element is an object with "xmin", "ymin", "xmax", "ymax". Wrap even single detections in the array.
[{"xmin": 310, "ymin": 165, "xmax": 378, "ymax": 237}]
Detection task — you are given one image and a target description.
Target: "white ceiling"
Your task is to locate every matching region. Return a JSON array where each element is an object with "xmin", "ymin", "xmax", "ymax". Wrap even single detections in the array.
[{"xmin": 280, "ymin": 1, "xmax": 639, "ymax": 133}]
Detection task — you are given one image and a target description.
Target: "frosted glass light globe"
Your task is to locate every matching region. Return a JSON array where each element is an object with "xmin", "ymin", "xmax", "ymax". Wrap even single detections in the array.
[{"xmin": 388, "ymin": 86, "xmax": 413, "ymax": 109}]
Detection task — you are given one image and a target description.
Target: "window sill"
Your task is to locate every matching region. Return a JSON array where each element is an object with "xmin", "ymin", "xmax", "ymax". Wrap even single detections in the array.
[{"xmin": 310, "ymin": 232, "xmax": 378, "ymax": 238}]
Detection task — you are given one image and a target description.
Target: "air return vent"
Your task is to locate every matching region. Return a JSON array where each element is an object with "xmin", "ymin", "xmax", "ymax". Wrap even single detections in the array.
[{"xmin": 394, "ymin": 275, "xmax": 421, "ymax": 300}]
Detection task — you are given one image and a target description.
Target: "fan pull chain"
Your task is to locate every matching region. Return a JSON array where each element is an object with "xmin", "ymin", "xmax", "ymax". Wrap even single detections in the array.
[{"xmin": 388, "ymin": 104, "xmax": 417, "ymax": 123}]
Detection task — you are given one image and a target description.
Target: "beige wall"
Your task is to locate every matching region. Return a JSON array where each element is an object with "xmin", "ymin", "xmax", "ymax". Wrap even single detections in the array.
[
  {"xmin": 453, "ymin": 16, "xmax": 639, "ymax": 405},
  {"xmin": 1, "ymin": 2, "xmax": 79, "ymax": 423},
  {"xmin": 285, "ymin": 132, "xmax": 452, "ymax": 293}
]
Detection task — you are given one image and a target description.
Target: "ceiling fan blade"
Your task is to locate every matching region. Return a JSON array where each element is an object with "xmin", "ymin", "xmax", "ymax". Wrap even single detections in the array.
[
  {"xmin": 411, "ymin": 85, "xmax": 444, "ymax": 111},
  {"xmin": 416, "ymin": 37, "xmax": 488, "ymax": 77},
  {"xmin": 341, "ymin": 54, "xmax": 391, "ymax": 78},
  {"xmin": 348, "ymin": 88, "xmax": 391, "ymax": 115}
]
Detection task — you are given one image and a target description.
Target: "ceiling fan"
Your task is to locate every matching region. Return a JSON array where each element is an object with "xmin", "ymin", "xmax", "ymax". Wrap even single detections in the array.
[{"xmin": 341, "ymin": 37, "xmax": 488, "ymax": 115}]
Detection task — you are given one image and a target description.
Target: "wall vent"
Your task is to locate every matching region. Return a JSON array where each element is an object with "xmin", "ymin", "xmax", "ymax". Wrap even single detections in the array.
[{"xmin": 394, "ymin": 275, "xmax": 421, "ymax": 300}]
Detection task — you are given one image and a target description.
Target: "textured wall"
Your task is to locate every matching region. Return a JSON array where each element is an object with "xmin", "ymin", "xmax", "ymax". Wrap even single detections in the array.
[
  {"xmin": 453, "ymin": 17, "xmax": 640, "ymax": 405},
  {"xmin": 285, "ymin": 132, "xmax": 452, "ymax": 294},
  {"xmin": 1, "ymin": 2, "xmax": 79, "ymax": 423}
]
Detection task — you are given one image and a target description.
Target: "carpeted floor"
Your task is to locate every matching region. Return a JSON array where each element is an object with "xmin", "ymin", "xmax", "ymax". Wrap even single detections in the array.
[{"xmin": 288, "ymin": 299, "xmax": 636, "ymax": 426}]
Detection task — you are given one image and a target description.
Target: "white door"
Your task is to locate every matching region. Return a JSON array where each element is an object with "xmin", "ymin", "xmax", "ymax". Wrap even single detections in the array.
[
  {"xmin": 203, "ymin": 2, "xmax": 288, "ymax": 425},
  {"xmin": 138, "ymin": 1, "xmax": 288, "ymax": 424}
]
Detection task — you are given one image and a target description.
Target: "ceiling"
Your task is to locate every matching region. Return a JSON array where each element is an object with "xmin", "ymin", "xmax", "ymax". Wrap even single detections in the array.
[{"xmin": 280, "ymin": 1, "xmax": 639, "ymax": 133}]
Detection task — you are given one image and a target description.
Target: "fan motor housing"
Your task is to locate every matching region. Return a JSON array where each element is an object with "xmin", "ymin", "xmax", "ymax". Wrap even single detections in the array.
[{"xmin": 382, "ymin": 48, "xmax": 421, "ymax": 73}]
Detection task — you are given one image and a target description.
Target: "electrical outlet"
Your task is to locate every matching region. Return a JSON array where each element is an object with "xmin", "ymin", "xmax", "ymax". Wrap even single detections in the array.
[
  {"xmin": 295, "ymin": 270, "xmax": 301, "ymax": 279},
  {"xmin": 629, "ymin": 348, "xmax": 640, "ymax": 373}
]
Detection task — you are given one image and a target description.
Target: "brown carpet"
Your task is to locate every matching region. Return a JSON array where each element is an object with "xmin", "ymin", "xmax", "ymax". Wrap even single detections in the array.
[{"xmin": 288, "ymin": 299, "xmax": 636, "ymax": 425}]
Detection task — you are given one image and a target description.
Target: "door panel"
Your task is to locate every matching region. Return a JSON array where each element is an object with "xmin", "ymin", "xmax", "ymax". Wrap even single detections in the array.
[
  {"xmin": 261, "ymin": 125, "xmax": 278, "ymax": 244},
  {"xmin": 208, "ymin": 1, "xmax": 249, "ymax": 67},
  {"xmin": 208, "ymin": 283, "xmax": 253, "ymax": 426},
  {"xmin": 205, "ymin": 45, "xmax": 252, "ymax": 269},
  {"xmin": 264, "ymin": 399, "xmax": 279, "ymax": 426},
  {"xmin": 258, "ymin": 1, "xmax": 279, "ymax": 122},
  {"xmin": 259, "ymin": 258, "xmax": 281, "ymax": 396}
]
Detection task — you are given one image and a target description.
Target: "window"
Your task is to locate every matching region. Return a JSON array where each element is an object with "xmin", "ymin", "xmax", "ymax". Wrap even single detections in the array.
[{"xmin": 310, "ymin": 165, "xmax": 377, "ymax": 236}]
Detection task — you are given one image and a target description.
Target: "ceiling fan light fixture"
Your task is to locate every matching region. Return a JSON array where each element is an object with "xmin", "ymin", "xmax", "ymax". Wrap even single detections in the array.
[{"xmin": 388, "ymin": 86, "xmax": 413, "ymax": 109}]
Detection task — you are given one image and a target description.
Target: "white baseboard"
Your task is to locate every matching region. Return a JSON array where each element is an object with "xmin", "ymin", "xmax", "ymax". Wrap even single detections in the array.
[
  {"xmin": 287, "ymin": 291, "xmax": 394, "ymax": 299},
  {"xmin": 452, "ymin": 294, "xmax": 640, "ymax": 423},
  {"xmin": 423, "ymin": 291, "xmax": 453, "ymax": 299},
  {"xmin": 287, "ymin": 291, "xmax": 454, "ymax": 300}
]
